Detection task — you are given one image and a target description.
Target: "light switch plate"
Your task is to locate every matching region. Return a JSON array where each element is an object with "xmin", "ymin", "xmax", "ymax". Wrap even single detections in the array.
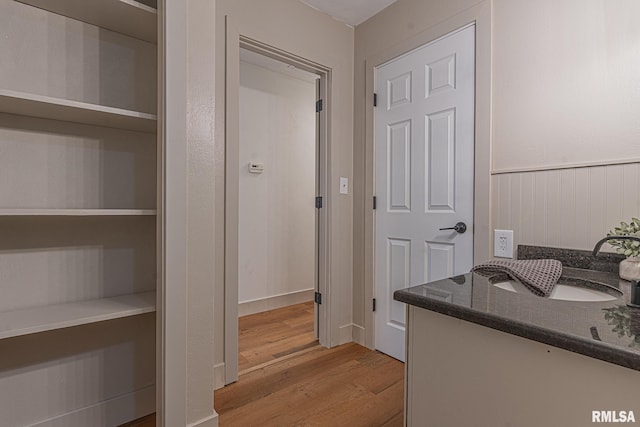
[
  {"xmin": 340, "ymin": 177, "xmax": 348, "ymax": 194},
  {"xmin": 494, "ymin": 229, "xmax": 514, "ymax": 258}
]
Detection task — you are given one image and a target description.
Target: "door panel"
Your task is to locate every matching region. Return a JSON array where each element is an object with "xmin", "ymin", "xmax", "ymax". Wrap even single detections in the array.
[
  {"xmin": 387, "ymin": 238, "xmax": 411, "ymax": 328},
  {"xmin": 374, "ymin": 25, "xmax": 475, "ymax": 362},
  {"xmin": 388, "ymin": 72, "xmax": 412, "ymax": 109},
  {"xmin": 426, "ymin": 109, "xmax": 456, "ymax": 212},
  {"xmin": 426, "ymin": 54, "xmax": 456, "ymax": 96},
  {"xmin": 388, "ymin": 120, "xmax": 412, "ymax": 211},
  {"xmin": 424, "ymin": 241, "xmax": 455, "ymax": 283}
]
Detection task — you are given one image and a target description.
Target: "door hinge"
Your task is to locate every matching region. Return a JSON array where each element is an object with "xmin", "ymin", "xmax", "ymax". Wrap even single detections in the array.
[
  {"xmin": 316, "ymin": 99, "xmax": 323, "ymax": 112},
  {"xmin": 373, "ymin": 93, "xmax": 378, "ymax": 107},
  {"xmin": 373, "ymin": 196, "xmax": 377, "ymax": 210},
  {"xmin": 315, "ymin": 196, "xmax": 323, "ymax": 209},
  {"xmin": 315, "ymin": 292, "xmax": 322, "ymax": 305},
  {"xmin": 373, "ymin": 298, "xmax": 377, "ymax": 312}
]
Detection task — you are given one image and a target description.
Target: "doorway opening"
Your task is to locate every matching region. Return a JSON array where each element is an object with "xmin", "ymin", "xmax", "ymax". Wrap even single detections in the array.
[
  {"xmin": 237, "ymin": 47, "xmax": 320, "ymax": 373},
  {"xmin": 224, "ymin": 35, "xmax": 331, "ymax": 384}
]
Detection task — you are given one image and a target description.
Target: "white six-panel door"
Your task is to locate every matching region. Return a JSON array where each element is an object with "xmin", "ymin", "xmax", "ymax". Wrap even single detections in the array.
[{"xmin": 374, "ymin": 25, "xmax": 475, "ymax": 361}]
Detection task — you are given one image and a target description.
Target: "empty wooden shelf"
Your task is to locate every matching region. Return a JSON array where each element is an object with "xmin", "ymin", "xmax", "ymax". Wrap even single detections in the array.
[
  {"xmin": 0, "ymin": 291, "xmax": 156, "ymax": 340},
  {"xmin": 0, "ymin": 209, "xmax": 157, "ymax": 216},
  {"xmin": 15, "ymin": 0, "xmax": 157, "ymax": 43},
  {"xmin": 0, "ymin": 89, "xmax": 157, "ymax": 133}
]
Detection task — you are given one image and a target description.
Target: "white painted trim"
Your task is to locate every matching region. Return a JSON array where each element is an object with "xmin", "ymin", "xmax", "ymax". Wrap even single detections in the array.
[
  {"xmin": 223, "ymin": 15, "xmax": 241, "ymax": 386},
  {"xmin": 214, "ymin": 363, "xmax": 226, "ymax": 390},
  {"xmin": 338, "ymin": 323, "xmax": 354, "ymax": 345},
  {"xmin": 352, "ymin": 323, "xmax": 365, "ymax": 345},
  {"xmin": 492, "ymin": 158, "xmax": 640, "ymax": 175},
  {"xmin": 239, "ymin": 289, "xmax": 315, "ymax": 317},
  {"xmin": 158, "ymin": 0, "xmax": 188, "ymax": 425},
  {"xmin": 223, "ymin": 26, "xmax": 333, "ymax": 385},
  {"xmin": 187, "ymin": 414, "xmax": 219, "ymax": 427},
  {"xmin": 30, "ymin": 386, "xmax": 155, "ymax": 427}
]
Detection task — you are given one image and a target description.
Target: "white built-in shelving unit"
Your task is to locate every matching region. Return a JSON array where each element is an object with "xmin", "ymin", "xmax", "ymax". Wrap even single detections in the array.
[{"xmin": 0, "ymin": 0, "xmax": 159, "ymax": 425}]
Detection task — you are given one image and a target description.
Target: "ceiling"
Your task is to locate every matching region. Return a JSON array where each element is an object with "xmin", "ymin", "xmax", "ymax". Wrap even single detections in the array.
[{"xmin": 300, "ymin": 0, "xmax": 398, "ymax": 26}]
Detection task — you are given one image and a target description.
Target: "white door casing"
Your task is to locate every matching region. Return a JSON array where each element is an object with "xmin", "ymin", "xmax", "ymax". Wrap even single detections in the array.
[{"xmin": 374, "ymin": 25, "xmax": 476, "ymax": 361}]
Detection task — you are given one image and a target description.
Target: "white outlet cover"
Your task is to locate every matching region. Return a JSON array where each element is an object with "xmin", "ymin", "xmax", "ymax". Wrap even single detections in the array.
[{"xmin": 494, "ymin": 229, "xmax": 514, "ymax": 258}]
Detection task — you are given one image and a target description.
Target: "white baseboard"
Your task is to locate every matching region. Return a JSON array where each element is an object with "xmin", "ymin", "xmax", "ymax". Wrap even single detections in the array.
[
  {"xmin": 339, "ymin": 323, "xmax": 354, "ymax": 345},
  {"xmin": 214, "ymin": 362, "xmax": 226, "ymax": 390},
  {"xmin": 238, "ymin": 289, "xmax": 314, "ymax": 316},
  {"xmin": 31, "ymin": 385, "xmax": 155, "ymax": 427},
  {"xmin": 187, "ymin": 413, "xmax": 219, "ymax": 427},
  {"xmin": 352, "ymin": 323, "xmax": 365, "ymax": 345}
]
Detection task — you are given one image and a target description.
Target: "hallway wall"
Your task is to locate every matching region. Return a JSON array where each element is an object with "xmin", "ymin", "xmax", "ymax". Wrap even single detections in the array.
[{"xmin": 238, "ymin": 61, "xmax": 316, "ymax": 313}]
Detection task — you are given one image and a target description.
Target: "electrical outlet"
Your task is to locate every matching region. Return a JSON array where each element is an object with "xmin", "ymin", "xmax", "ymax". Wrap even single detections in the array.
[{"xmin": 494, "ymin": 229, "xmax": 514, "ymax": 258}]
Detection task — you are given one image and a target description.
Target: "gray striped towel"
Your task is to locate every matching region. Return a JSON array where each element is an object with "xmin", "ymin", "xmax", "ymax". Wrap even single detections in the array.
[{"xmin": 471, "ymin": 259, "xmax": 563, "ymax": 297}]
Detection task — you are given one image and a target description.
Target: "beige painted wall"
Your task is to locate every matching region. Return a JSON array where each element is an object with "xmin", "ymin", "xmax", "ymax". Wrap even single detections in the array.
[
  {"xmin": 214, "ymin": 0, "xmax": 354, "ymax": 383},
  {"xmin": 492, "ymin": 0, "xmax": 640, "ymax": 172},
  {"xmin": 353, "ymin": 0, "xmax": 640, "ymax": 347}
]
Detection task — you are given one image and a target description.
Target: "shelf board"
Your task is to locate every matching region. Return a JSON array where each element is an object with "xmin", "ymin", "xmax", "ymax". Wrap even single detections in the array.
[
  {"xmin": 0, "ymin": 291, "xmax": 156, "ymax": 340},
  {"xmin": 0, "ymin": 209, "xmax": 157, "ymax": 216},
  {"xmin": 0, "ymin": 89, "xmax": 157, "ymax": 133},
  {"xmin": 16, "ymin": 0, "xmax": 157, "ymax": 44}
]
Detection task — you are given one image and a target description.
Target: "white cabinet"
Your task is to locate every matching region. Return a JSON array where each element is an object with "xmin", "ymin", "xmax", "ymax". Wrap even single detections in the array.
[{"xmin": 0, "ymin": 1, "xmax": 158, "ymax": 425}]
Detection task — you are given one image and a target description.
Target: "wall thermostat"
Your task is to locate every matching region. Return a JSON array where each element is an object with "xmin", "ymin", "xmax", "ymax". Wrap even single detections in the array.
[{"xmin": 248, "ymin": 162, "xmax": 265, "ymax": 174}]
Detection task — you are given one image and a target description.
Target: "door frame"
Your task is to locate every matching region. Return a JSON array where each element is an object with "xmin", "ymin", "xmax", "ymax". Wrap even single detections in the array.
[
  {"xmin": 224, "ymin": 21, "xmax": 332, "ymax": 384},
  {"xmin": 363, "ymin": 2, "xmax": 493, "ymax": 349}
]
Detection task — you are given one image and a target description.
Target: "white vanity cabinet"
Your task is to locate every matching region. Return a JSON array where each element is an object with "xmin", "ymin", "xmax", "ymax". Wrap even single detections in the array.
[{"xmin": 406, "ymin": 305, "xmax": 640, "ymax": 426}]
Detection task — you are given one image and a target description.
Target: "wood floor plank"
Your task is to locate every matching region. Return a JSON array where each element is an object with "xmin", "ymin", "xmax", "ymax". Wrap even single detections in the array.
[
  {"xmin": 127, "ymin": 302, "xmax": 404, "ymax": 426},
  {"xmin": 217, "ymin": 344, "xmax": 370, "ymax": 412},
  {"xmin": 216, "ymin": 342, "xmax": 404, "ymax": 427},
  {"xmin": 238, "ymin": 301, "xmax": 318, "ymax": 372},
  {"xmin": 118, "ymin": 414, "xmax": 155, "ymax": 427}
]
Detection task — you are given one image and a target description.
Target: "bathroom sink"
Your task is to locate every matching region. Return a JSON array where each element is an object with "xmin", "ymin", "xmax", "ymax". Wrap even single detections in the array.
[{"xmin": 492, "ymin": 277, "xmax": 622, "ymax": 302}]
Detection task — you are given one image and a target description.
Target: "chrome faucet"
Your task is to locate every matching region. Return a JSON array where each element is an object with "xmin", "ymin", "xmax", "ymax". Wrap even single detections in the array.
[{"xmin": 592, "ymin": 236, "xmax": 640, "ymax": 257}]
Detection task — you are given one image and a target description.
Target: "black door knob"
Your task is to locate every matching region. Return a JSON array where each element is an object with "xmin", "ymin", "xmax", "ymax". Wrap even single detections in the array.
[{"xmin": 439, "ymin": 222, "xmax": 467, "ymax": 234}]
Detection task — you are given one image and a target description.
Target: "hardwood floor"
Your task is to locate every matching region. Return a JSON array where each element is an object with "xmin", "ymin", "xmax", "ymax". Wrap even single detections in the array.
[
  {"xmin": 220, "ymin": 301, "xmax": 404, "ymax": 426},
  {"xmin": 216, "ymin": 342, "xmax": 404, "ymax": 426},
  {"xmin": 119, "ymin": 414, "xmax": 155, "ymax": 427},
  {"xmin": 238, "ymin": 301, "xmax": 318, "ymax": 373},
  {"xmin": 122, "ymin": 302, "xmax": 405, "ymax": 426}
]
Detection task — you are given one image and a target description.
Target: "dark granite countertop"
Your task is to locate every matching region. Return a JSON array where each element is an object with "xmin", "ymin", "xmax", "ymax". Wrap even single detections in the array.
[{"xmin": 394, "ymin": 246, "xmax": 640, "ymax": 371}]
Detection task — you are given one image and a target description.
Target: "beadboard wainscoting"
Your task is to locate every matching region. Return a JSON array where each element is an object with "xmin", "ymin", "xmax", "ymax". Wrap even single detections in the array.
[{"xmin": 492, "ymin": 163, "xmax": 640, "ymax": 252}]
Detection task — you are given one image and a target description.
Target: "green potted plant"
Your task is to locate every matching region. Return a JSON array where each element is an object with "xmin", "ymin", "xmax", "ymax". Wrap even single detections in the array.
[
  {"xmin": 607, "ymin": 218, "xmax": 640, "ymax": 281},
  {"xmin": 602, "ymin": 305, "xmax": 640, "ymax": 347}
]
